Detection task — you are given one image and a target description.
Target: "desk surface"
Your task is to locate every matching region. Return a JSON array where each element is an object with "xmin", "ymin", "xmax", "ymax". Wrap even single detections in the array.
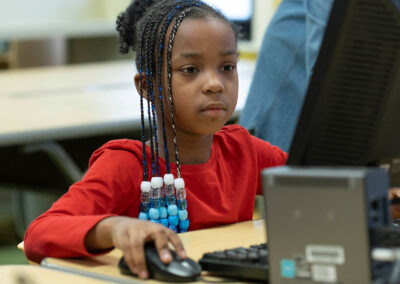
[
  {"xmin": 41, "ymin": 219, "xmax": 266, "ymax": 284},
  {"xmin": 0, "ymin": 59, "xmax": 255, "ymax": 147},
  {"xmin": 0, "ymin": 264, "xmax": 107, "ymax": 284}
]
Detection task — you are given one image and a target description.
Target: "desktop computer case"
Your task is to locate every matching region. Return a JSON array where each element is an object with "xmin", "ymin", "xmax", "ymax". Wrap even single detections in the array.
[{"xmin": 263, "ymin": 166, "xmax": 390, "ymax": 283}]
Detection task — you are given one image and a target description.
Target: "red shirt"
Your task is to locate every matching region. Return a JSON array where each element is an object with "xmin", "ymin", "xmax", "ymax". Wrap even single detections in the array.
[{"xmin": 24, "ymin": 125, "xmax": 287, "ymax": 262}]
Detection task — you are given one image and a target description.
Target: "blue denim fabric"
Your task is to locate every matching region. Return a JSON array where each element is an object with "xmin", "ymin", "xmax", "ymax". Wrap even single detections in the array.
[
  {"xmin": 393, "ymin": 0, "xmax": 400, "ymax": 11},
  {"xmin": 238, "ymin": 0, "xmax": 333, "ymax": 152}
]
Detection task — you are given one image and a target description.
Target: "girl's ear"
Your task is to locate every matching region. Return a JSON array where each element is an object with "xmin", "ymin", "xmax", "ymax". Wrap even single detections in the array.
[{"xmin": 134, "ymin": 73, "xmax": 148, "ymax": 100}]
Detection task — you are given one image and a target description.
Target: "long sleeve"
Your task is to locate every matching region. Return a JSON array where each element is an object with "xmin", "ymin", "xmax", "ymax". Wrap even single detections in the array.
[{"xmin": 24, "ymin": 148, "xmax": 143, "ymax": 263}]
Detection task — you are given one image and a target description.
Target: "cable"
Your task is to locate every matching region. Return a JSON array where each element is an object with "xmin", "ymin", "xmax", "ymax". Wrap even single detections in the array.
[{"xmin": 388, "ymin": 260, "xmax": 400, "ymax": 284}]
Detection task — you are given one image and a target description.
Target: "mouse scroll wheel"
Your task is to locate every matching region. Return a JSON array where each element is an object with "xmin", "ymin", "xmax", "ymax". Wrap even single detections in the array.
[
  {"xmin": 168, "ymin": 261, "xmax": 194, "ymax": 276},
  {"xmin": 181, "ymin": 261, "xmax": 192, "ymax": 269}
]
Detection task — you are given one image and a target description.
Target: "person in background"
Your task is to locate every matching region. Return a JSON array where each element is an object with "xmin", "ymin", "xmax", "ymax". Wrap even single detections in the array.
[{"xmin": 239, "ymin": 0, "xmax": 334, "ymax": 152}]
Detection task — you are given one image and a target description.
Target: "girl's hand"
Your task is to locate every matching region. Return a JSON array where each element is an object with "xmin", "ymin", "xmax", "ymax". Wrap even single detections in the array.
[
  {"xmin": 85, "ymin": 216, "xmax": 186, "ymax": 279},
  {"xmin": 389, "ymin": 188, "xmax": 400, "ymax": 219}
]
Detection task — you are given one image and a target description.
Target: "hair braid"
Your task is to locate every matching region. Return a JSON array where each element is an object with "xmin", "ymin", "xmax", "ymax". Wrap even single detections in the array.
[
  {"xmin": 138, "ymin": 27, "xmax": 148, "ymax": 181},
  {"xmin": 143, "ymin": 21, "xmax": 157, "ymax": 177},
  {"xmin": 166, "ymin": 6, "xmax": 200, "ymax": 177},
  {"xmin": 146, "ymin": 18, "xmax": 162, "ymax": 177}
]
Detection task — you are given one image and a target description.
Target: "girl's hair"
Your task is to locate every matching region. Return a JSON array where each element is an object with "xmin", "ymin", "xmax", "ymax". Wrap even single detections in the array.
[{"xmin": 116, "ymin": 0, "xmax": 237, "ymax": 179}]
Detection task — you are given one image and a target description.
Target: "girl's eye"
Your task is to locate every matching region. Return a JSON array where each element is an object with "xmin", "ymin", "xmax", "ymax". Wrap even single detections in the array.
[
  {"xmin": 181, "ymin": 67, "xmax": 198, "ymax": 74},
  {"xmin": 222, "ymin": 64, "xmax": 236, "ymax": 72}
]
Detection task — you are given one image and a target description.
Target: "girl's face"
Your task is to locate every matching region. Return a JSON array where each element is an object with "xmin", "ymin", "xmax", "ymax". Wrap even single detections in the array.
[{"xmin": 166, "ymin": 17, "xmax": 238, "ymax": 136}]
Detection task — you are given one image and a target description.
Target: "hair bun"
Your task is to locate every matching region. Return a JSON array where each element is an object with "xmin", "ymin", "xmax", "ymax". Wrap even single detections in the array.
[{"xmin": 116, "ymin": 0, "xmax": 157, "ymax": 54}]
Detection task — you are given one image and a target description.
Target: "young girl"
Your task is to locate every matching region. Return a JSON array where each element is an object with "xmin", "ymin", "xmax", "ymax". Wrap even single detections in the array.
[{"xmin": 24, "ymin": 0, "xmax": 287, "ymax": 279}]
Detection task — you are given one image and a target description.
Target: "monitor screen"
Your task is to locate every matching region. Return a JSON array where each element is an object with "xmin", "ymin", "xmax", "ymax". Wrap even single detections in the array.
[
  {"xmin": 202, "ymin": 0, "xmax": 253, "ymax": 40},
  {"xmin": 287, "ymin": 0, "xmax": 400, "ymax": 171},
  {"xmin": 203, "ymin": 0, "xmax": 253, "ymax": 21}
]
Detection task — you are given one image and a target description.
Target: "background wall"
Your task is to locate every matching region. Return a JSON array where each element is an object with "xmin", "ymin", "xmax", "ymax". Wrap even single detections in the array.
[{"xmin": 0, "ymin": 0, "xmax": 276, "ymax": 53}]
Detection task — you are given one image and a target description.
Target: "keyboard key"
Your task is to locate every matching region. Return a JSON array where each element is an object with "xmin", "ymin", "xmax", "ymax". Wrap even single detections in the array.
[{"xmin": 199, "ymin": 243, "xmax": 269, "ymax": 281}]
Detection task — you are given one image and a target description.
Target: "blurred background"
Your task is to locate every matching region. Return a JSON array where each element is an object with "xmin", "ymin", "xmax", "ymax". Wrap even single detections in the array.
[{"xmin": 0, "ymin": 0, "xmax": 279, "ymax": 264}]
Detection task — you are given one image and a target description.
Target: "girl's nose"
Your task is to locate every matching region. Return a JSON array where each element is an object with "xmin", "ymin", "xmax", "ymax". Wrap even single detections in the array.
[{"xmin": 202, "ymin": 71, "xmax": 224, "ymax": 94}]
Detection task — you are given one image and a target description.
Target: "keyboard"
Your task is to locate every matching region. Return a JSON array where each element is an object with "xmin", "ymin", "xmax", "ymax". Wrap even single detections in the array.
[{"xmin": 198, "ymin": 243, "xmax": 269, "ymax": 281}]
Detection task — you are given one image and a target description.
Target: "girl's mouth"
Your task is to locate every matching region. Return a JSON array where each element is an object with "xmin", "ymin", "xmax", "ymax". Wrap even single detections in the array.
[{"xmin": 200, "ymin": 108, "xmax": 226, "ymax": 117}]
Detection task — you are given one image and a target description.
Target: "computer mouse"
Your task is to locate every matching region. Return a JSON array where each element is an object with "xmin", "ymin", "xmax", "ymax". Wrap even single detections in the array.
[{"xmin": 118, "ymin": 242, "xmax": 202, "ymax": 282}]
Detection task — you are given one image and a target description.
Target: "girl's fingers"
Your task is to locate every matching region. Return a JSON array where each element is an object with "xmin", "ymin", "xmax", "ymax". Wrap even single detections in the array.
[
  {"xmin": 153, "ymin": 227, "xmax": 172, "ymax": 263},
  {"xmin": 116, "ymin": 234, "xmax": 138, "ymax": 275},
  {"xmin": 167, "ymin": 229, "xmax": 187, "ymax": 259},
  {"xmin": 129, "ymin": 237, "xmax": 148, "ymax": 279},
  {"xmin": 389, "ymin": 188, "xmax": 400, "ymax": 199},
  {"xmin": 121, "ymin": 246, "xmax": 137, "ymax": 275}
]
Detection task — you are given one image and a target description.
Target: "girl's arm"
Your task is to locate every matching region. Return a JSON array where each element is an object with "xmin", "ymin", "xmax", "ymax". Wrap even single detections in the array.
[{"xmin": 24, "ymin": 149, "xmax": 139, "ymax": 261}]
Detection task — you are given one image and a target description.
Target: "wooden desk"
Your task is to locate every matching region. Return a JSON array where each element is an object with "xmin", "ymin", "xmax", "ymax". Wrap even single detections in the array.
[
  {"xmin": 0, "ymin": 20, "xmax": 116, "ymax": 41},
  {"xmin": 0, "ymin": 60, "xmax": 137, "ymax": 147},
  {"xmin": 0, "ymin": 265, "xmax": 107, "ymax": 284},
  {"xmin": 41, "ymin": 219, "xmax": 266, "ymax": 284},
  {"xmin": 0, "ymin": 59, "xmax": 255, "ymax": 147}
]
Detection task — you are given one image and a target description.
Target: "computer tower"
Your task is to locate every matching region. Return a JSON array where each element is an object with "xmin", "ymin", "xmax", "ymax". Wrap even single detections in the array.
[{"xmin": 262, "ymin": 166, "xmax": 391, "ymax": 283}]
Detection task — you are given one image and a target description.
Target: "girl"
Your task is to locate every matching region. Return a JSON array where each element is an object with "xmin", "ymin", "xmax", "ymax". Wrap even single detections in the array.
[{"xmin": 24, "ymin": 0, "xmax": 287, "ymax": 279}]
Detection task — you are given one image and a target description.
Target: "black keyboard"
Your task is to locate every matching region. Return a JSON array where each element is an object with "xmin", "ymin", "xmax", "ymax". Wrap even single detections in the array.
[{"xmin": 198, "ymin": 243, "xmax": 269, "ymax": 281}]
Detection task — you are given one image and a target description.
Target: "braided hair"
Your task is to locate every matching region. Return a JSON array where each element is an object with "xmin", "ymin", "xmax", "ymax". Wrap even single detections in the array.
[{"xmin": 116, "ymin": 0, "xmax": 237, "ymax": 179}]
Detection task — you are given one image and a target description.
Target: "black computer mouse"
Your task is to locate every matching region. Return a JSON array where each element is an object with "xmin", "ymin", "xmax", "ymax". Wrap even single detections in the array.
[{"xmin": 118, "ymin": 242, "xmax": 202, "ymax": 282}]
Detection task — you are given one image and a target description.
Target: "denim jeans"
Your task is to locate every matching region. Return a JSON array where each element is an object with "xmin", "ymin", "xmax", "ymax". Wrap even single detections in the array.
[{"xmin": 238, "ymin": 0, "xmax": 334, "ymax": 152}]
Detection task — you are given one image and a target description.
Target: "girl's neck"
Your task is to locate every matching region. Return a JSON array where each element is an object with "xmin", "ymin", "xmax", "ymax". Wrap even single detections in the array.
[{"xmin": 156, "ymin": 128, "xmax": 214, "ymax": 165}]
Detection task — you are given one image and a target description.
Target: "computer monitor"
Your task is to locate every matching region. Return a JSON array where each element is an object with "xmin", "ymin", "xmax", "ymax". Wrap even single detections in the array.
[
  {"xmin": 287, "ymin": 0, "xmax": 400, "ymax": 172},
  {"xmin": 202, "ymin": 0, "xmax": 253, "ymax": 40}
]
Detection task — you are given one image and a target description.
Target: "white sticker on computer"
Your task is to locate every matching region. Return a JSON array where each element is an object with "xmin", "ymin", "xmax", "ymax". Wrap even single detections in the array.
[
  {"xmin": 311, "ymin": 264, "xmax": 337, "ymax": 283},
  {"xmin": 305, "ymin": 245, "xmax": 345, "ymax": 264}
]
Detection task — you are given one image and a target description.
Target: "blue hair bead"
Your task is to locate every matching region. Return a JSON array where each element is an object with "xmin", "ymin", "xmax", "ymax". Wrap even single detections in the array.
[
  {"xmin": 150, "ymin": 219, "xmax": 160, "ymax": 224},
  {"xmin": 168, "ymin": 204, "xmax": 178, "ymax": 216},
  {"xmin": 169, "ymin": 224, "xmax": 178, "ymax": 232},
  {"xmin": 160, "ymin": 218, "xmax": 169, "ymax": 227},
  {"xmin": 149, "ymin": 208, "xmax": 160, "ymax": 219},
  {"xmin": 138, "ymin": 212, "xmax": 148, "ymax": 220},
  {"xmin": 168, "ymin": 215, "xmax": 179, "ymax": 226},
  {"xmin": 179, "ymin": 219, "xmax": 190, "ymax": 231},
  {"xmin": 178, "ymin": 209, "xmax": 188, "ymax": 220},
  {"xmin": 160, "ymin": 207, "xmax": 168, "ymax": 219}
]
